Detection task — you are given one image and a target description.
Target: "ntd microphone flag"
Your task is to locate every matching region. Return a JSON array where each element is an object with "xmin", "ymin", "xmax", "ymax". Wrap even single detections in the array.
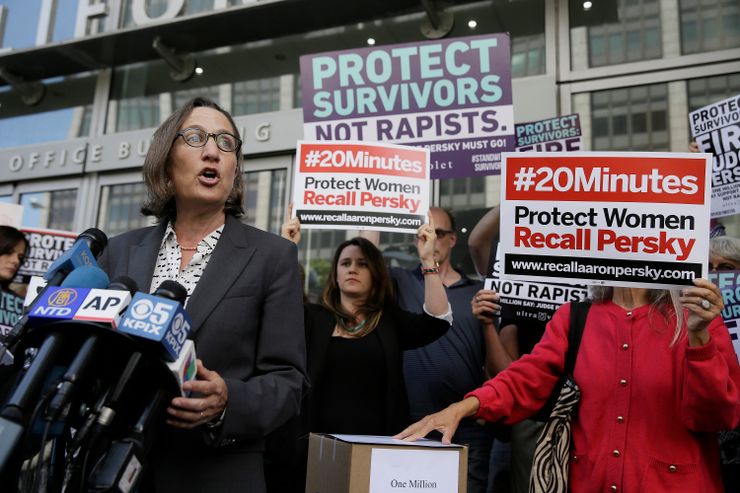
[
  {"xmin": 28, "ymin": 287, "xmax": 89, "ymax": 324},
  {"xmin": 119, "ymin": 293, "xmax": 192, "ymax": 362},
  {"xmin": 73, "ymin": 290, "xmax": 132, "ymax": 328}
]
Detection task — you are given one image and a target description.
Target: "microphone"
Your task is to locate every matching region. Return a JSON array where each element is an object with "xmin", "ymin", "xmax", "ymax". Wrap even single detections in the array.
[
  {"xmin": 25, "ymin": 266, "xmax": 110, "ymax": 327},
  {"xmin": 119, "ymin": 281, "xmax": 192, "ymax": 362},
  {"xmin": 73, "ymin": 277, "xmax": 137, "ymax": 329},
  {"xmin": 22, "ymin": 276, "xmax": 47, "ymax": 310},
  {"xmin": 29, "ymin": 268, "xmax": 112, "ymax": 422},
  {"xmin": 1, "ymin": 230, "xmax": 108, "ymax": 358},
  {"xmin": 167, "ymin": 340, "xmax": 197, "ymax": 397},
  {"xmin": 86, "ymin": 389, "xmax": 168, "ymax": 492},
  {"xmin": 43, "ymin": 228, "xmax": 108, "ymax": 287}
]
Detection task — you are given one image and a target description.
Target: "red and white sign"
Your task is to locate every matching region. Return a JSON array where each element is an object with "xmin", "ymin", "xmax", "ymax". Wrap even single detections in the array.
[
  {"xmin": 292, "ymin": 141, "xmax": 430, "ymax": 233},
  {"xmin": 500, "ymin": 152, "xmax": 712, "ymax": 288}
]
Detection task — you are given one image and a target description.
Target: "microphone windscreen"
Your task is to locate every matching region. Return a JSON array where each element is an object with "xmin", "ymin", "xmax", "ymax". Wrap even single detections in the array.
[
  {"xmin": 61, "ymin": 266, "xmax": 110, "ymax": 289},
  {"xmin": 153, "ymin": 280, "xmax": 187, "ymax": 305},
  {"xmin": 78, "ymin": 228, "xmax": 108, "ymax": 257},
  {"xmin": 108, "ymin": 276, "xmax": 138, "ymax": 295}
]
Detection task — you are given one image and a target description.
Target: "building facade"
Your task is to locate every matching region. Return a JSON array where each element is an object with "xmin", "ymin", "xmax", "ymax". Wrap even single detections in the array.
[{"xmin": 0, "ymin": 0, "xmax": 738, "ymax": 294}]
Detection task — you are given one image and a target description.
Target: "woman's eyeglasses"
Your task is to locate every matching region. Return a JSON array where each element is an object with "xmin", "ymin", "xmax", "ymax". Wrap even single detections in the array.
[
  {"xmin": 435, "ymin": 229, "xmax": 455, "ymax": 238},
  {"xmin": 175, "ymin": 127, "xmax": 242, "ymax": 153}
]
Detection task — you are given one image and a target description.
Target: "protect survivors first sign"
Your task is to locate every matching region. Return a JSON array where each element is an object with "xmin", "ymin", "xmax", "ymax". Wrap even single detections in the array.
[
  {"xmin": 292, "ymin": 141, "xmax": 429, "ymax": 233},
  {"xmin": 499, "ymin": 152, "xmax": 711, "ymax": 288},
  {"xmin": 689, "ymin": 94, "xmax": 740, "ymax": 218}
]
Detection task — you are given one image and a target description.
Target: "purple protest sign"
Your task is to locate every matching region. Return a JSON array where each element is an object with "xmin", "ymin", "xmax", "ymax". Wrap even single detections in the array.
[
  {"xmin": 515, "ymin": 114, "xmax": 582, "ymax": 152},
  {"xmin": 299, "ymin": 33, "xmax": 514, "ymax": 179}
]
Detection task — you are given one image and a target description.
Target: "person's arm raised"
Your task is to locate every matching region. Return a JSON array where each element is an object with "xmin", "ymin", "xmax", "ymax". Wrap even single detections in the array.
[
  {"xmin": 281, "ymin": 203, "xmax": 301, "ymax": 245},
  {"xmin": 417, "ymin": 212, "xmax": 449, "ymax": 317}
]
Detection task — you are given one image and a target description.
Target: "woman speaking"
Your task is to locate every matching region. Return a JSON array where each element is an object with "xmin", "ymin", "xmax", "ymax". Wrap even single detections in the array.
[{"xmin": 99, "ymin": 97, "xmax": 307, "ymax": 493}]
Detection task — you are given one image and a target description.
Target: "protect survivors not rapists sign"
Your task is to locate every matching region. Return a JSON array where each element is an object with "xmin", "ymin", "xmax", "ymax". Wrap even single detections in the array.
[
  {"xmin": 299, "ymin": 34, "xmax": 514, "ymax": 179},
  {"xmin": 499, "ymin": 152, "xmax": 711, "ymax": 288},
  {"xmin": 292, "ymin": 141, "xmax": 429, "ymax": 233}
]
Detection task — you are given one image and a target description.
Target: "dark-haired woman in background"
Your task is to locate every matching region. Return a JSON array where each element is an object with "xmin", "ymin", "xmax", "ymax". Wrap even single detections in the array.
[
  {"xmin": 276, "ymin": 213, "xmax": 451, "ymax": 492},
  {"xmin": 98, "ymin": 97, "xmax": 306, "ymax": 493},
  {"xmin": 0, "ymin": 226, "xmax": 28, "ymax": 337}
]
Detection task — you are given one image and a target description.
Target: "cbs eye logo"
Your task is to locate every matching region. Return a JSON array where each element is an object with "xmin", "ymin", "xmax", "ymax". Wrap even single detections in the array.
[
  {"xmin": 130, "ymin": 299, "xmax": 155, "ymax": 320},
  {"xmin": 128, "ymin": 297, "xmax": 174, "ymax": 324}
]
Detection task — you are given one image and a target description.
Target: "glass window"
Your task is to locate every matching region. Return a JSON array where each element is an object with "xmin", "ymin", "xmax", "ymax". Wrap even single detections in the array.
[
  {"xmin": 108, "ymin": 0, "xmax": 546, "ymax": 133},
  {"xmin": 687, "ymin": 73, "xmax": 740, "ymax": 113},
  {"xmin": 0, "ymin": 74, "xmax": 97, "ymax": 148},
  {"xmin": 20, "ymin": 189, "xmax": 77, "ymax": 231},
  {"xmin": 98, "ymin": 182, "xmax": 152, "ymax": 237},
  {"xmin": 243, "ymin": 168, "xmax": 287, "ymax": 235},
  {"xmin": 590, "ymin": 83, "xmax": 670, "ymax": 151},
  {"xmin": 232, "ymin": 77, "xmax": 281, "ymax": 116},
  {"xmin": 511, "ymin": 34, "xmax": 546, "ymax": 79},
  {"xmin": 680, "ymin": 0, "xmax": 740, "ymax": 54},
  {"xmin": 1, "ymin": 0, "xmax": 42, "ymax": 50},
  {"xmin": 577, "ymin": 0, "xmax": 662, "ymax": 68}
]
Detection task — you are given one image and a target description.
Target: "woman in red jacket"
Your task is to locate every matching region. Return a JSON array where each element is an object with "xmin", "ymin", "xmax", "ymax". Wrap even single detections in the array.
[{"xmin": 397, "ymin": 280, "xmax": 740, "ymax": 492}]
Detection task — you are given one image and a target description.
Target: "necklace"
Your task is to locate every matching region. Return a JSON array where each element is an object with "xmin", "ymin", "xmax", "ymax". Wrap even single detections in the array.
[
  {"xmin": 179, "ymin": 244, "xmax": 199, "ymax": 251},
  {"xmin": 338, "ymin": 317, "xmax": 368, "ymax": 335}
]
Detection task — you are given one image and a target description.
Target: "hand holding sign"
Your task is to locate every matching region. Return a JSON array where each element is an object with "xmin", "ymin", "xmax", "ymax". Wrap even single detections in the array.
[
  {"xmin": 281, "ymin": 203, "xmax": 301, "ymax": 245},
  {"xmin": 471, "ymin": 289, "xmax": 501, "ymax": 323},
  {"xmin": 680, "ymin": 278, "xmax": 725, "ymax": 342}
]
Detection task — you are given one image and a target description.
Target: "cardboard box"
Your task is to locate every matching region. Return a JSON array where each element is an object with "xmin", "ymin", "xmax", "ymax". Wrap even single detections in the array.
[{"xmin": 306, "ymin": 433, "xmax": 468, "ymax": 493}]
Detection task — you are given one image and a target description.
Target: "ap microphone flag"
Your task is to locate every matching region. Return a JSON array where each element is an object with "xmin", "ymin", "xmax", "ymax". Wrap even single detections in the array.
[{"xmin": 72, "ymin": 290, "xmax": 132, "ymax": 328}]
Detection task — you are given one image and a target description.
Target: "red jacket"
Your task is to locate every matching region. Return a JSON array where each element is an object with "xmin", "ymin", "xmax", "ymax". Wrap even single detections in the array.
[{"xmin": 468, "ymin": 300, "xmax": 740, "ymax": 493}]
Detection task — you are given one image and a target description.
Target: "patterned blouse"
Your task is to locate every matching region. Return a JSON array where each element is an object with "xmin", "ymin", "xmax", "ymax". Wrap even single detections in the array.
[{"xmin": 150, "ymin": 222, "xmax": 224, "ymax": 304}]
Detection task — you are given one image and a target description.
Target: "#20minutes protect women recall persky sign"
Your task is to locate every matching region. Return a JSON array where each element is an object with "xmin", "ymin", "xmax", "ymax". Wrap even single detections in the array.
[{"xmin": 499, "ymin": 152, "xmax": 712, "ymax": 289}]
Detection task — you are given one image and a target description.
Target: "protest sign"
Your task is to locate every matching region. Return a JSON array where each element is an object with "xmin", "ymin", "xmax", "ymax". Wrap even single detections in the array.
[
  {"xmin": 516, "ymin": 114, "xmax": 581, "ymax": 152},
  {"xmin": 300, "ymin": 34, "xmax": 514, "ymax": 180},
  {"xmin": 15, "ymin": 227, "xmax": 77, "ymax": 285},
  {"xmin": 484, "ymin": 242, "xmax": 589, "ymax": 323},
  {"xmin": 500, "ymin": 152, "xmax": 711, "ymax": 288},
  {"xmin": 689, "ymin": 94, "xmax": 740, "ymax": 218},
  {"xmin": 709, "ymin": 270, "xmax": 740, "ymax": 363},
  {"xmin": 292, "ymin": 141, "xmax": 429, "ymax": 233},
  {"xmin": 0, "ymin": 290, "xmax": 23, "ymax": 337}
]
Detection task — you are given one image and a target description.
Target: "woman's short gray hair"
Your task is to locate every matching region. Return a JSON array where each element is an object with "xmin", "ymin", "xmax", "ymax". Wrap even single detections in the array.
[{"xmin": 710, "ymin": 236, "xmax": 740, "ymax": 264}]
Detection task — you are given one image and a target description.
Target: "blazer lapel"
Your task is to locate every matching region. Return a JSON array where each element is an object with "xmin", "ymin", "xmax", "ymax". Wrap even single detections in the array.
[
  {"xmin": 127, "ymin": 223, "xmax": 166, "ymax": 293},
  {"xmin": 187, "ymin": 216, "xmax": 255, "ymax": 335}
]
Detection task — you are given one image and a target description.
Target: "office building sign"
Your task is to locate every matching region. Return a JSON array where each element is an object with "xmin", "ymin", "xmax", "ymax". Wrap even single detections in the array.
[
  {"xmin": 300, "ymin": 33, "xmax": 514, "ymax": 179},
  {"xmin": 0, "ymin": 110, "xmax": 300, "ymax": 180}
]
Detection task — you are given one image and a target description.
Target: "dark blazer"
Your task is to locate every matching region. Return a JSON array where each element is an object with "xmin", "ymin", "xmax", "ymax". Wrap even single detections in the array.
[
  {"xmin": 98, "ymin": 215, "xmax": 307, "ymax": 493},
  {"xmin": 304, "ymin": 302, "xmax": 450, "ymax": 436}
]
